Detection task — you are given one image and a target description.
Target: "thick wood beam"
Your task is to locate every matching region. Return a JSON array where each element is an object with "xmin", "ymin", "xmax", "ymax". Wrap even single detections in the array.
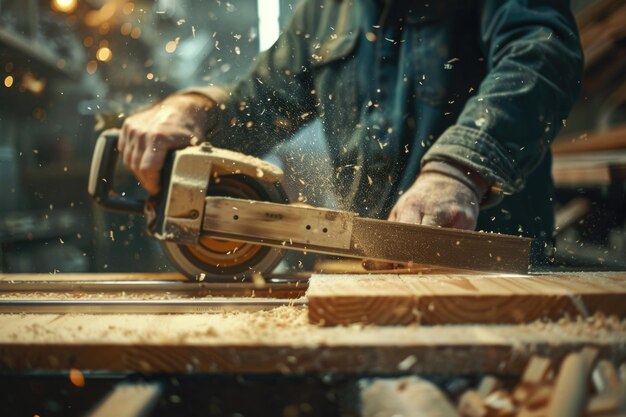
[{"xmin": 307, "ymin": 272, "xmax": 626, "ymax": 326}]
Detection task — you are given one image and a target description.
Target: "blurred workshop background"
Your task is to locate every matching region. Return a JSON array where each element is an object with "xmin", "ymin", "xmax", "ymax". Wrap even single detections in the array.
[{"xmin": 0, "ymin": 0, "xmax": 624, "ymax": 274}]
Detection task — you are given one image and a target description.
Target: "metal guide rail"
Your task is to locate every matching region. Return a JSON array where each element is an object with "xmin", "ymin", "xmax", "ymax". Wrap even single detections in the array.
[
  {"xmin": 0, "ymin": 275, "xmax": 309, "ymax": 314},
  {"xmin": 0, "ymin": 299, "xmax": 307, "ymax": 314}
]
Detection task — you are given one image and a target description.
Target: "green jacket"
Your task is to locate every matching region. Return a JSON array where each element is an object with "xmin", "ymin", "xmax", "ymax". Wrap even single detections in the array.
[{"xmin": 199, "ymin": 0, "xmax": 583, "ymax": 240}]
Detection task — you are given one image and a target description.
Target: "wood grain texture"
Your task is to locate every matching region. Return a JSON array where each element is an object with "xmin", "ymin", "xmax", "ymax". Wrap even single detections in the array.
[
  {"xmin": 1, "ymin": 273, "xmax": 626, "ymax": 376},
  {"xmin": 1, "ymin": 309, "xmax": 626, "ymax": 375},
  {"xmin": 307, "ymin": 272, "xmax": 626, "ymax": 326}
]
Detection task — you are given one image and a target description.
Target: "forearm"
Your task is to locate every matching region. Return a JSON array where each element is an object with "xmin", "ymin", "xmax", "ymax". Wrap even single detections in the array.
[
  {"xmin": 423, "ymin": 0, "xmax": 583, "ymax": 193},
  {"xmin": 175, "ymin": 85, "xmax": 233, "ymax": 144},
  {"xmin": 180, "ymin": 0, "xmax": 316, "ymax": 157}
]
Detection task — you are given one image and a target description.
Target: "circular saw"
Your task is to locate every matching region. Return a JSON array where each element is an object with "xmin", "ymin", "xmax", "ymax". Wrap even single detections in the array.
[
  {"xmin": 160, "ymin": 174, "xmax": 287, "ymax": 280},
  {"xmin": 88, "ymin": 129, "xmax": 289, "ymax": 281},
  {"xmin": 89, "ymin": 129, "xmax": 536, "ymax": 280}
]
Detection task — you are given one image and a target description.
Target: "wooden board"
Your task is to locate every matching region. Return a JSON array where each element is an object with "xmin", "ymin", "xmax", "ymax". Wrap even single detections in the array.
[
  {"xmin": 306, "ymin": 272, "xmax": 626, "ymax": 326},
  {"xmin": 552, "ymin": 151, "xmax": 626, "ymax": 187},
  {"xmin": 552, "ymin": 125, "xmax": 626, "ymax": 155},
  {"xmin": 1, "ymin": 272, "xmax": 625, "ymax": 376},
  {"xmin": 1, "ymin": 308, "xmax": 626, "ymax": 375}
]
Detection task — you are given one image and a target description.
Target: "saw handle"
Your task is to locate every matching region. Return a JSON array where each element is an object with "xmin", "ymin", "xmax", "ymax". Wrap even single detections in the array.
[{"xmin": 88, "ymin": 129, "xmax": 145, "ymax": 214}]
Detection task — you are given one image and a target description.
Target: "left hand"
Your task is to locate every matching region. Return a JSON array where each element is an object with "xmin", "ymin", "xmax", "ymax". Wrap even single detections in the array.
[
  {"xmin": 388, "ymin": 163, "xmax": 485, "ymax": 230},
  {"xmin": 118, "ymin": 93, "xmax": 214, "ymax": 195}
]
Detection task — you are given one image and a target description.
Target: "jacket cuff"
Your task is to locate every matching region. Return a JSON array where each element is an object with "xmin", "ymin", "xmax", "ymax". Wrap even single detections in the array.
[
  {"xmin": 178, "ymin": 86, "xmax": 233, "ymax": 141},
  {"xmin": 422, "ymin": 125, "xmax": 524, "ymax": 194}
]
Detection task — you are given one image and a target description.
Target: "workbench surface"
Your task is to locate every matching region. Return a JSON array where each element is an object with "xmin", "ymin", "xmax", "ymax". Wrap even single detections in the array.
[
  {"xmin": 1, "ymin": 272, "xmax": 626, "ymax": 376},
  {"xmin": 2, "ymin": 307, "xmax": 626, "ymax": 375}
]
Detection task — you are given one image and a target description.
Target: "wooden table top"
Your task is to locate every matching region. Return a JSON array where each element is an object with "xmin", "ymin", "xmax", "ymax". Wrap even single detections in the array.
[{"xmin": 1, "ymin": 272, "xmax": 626, "ymax": 376}]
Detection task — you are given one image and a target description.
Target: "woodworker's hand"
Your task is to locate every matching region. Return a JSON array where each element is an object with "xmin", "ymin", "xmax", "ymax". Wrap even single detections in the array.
[
  {"xmin": 118, "ymin": 94, "xmax": 214, "ymax": 195},
  {"xmin": 388, "ymin": 161, "xmax": 488, "ymax": 230}
]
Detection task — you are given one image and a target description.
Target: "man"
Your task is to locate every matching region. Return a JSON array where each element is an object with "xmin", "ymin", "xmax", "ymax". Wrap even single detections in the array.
[{"xmin": 118, "ymin": 0, "xmax": 583, "ymax": 243}]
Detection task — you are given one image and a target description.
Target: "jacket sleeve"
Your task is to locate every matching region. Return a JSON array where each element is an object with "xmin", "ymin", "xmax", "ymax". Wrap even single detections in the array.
[
  {"xmin": 422, "ymin": 0, "xmax": 584, "ymax": 193},
  {"xmin": 190, "ymin": 1, "xmax": 318, "ymax": 157}
]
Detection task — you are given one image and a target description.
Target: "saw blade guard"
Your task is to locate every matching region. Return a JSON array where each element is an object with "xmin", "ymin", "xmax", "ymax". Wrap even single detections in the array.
[
  {"xmin": 162, "ymin": 174, "xmax": 289, "ymax": 281},
  {"xmin": 88, "ymin": 129, "xmax": 290, "ymax": 281}
]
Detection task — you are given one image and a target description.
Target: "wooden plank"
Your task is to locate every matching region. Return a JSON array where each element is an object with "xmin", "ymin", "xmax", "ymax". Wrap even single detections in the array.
[
  {"xmin": 554, "ymin": 197, "xmax": 591, "ymax": 235},
  {"xmin": 306, "ymin": 272, "xmax": 626, "ymax": 326},
  {"xmin": 1, "ymin": 308, "xmax": 626, "ymax": 375},
  {"xmin": 552, "ymin": 125, "xmax": 626, "ymax": 155},
  {"xmin": 547, "ymin": 351, "xmax": 593, "ymax": 417},
  {"xmin": 552, "ymin": 164, "xmax": 614, "ymax": 187},
  {"xmin": 552, "ymin": 151, "xmax": 626, "ymax": 187}
]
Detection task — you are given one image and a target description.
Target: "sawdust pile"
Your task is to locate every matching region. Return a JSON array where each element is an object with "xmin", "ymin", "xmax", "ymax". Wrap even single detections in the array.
[
  {"xmin": 0, "ymin": 305, "xmax": 313, "ymax": 345},
  {"xmin": 524, "ymin": 311, "xmax": 626, "ymax": 335},
  {"xmin": 0, "ymin": 291, "xmax": 219, "ymax": 300}
]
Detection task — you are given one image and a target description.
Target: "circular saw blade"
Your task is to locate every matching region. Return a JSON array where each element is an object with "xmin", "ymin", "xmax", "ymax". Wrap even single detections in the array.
[{"xmin": 162, "ymin": 174, "xmax": 288, "ymax": 281}]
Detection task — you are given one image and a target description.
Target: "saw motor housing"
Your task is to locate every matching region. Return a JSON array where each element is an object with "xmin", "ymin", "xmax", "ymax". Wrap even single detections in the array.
[{"xmin": 88, "ymin": 129, "xmax": 289, "ymax": 280}]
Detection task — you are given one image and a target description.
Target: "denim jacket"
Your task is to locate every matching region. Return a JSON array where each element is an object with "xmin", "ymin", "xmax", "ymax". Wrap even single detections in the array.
[{"xmin": 199, "ymin": 0, "xmax": 583, "ymax": 239}]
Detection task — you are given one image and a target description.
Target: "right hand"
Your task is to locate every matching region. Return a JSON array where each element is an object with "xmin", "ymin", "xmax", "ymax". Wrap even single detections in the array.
[
  {"xmin": 388, "ymin": 161, "xmax": 487, "ymax": 230},
  {"xmin": 118, "ymin": 94, "xmax": 214, "ymax": 195}
]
